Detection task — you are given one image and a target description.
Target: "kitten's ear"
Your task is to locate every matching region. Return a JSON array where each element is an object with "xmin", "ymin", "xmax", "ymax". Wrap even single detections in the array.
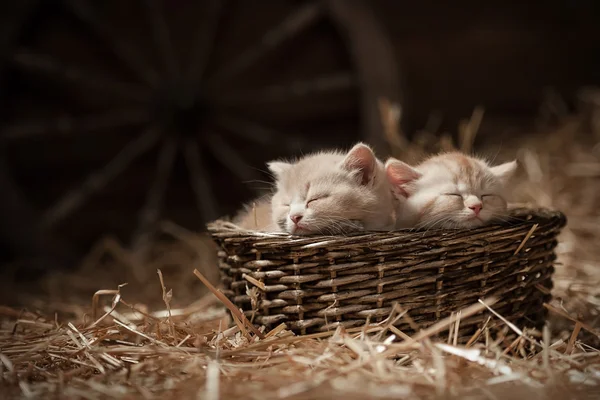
[
  {"xmin": 490, "ymin": 160, "xmax": 518, "ymax": 184},
  {"xmin": 267, "ymin": 161, "xmax": 292, "ymax": 179},
  {"xmin": 385, "ymin": 158, "xmax": 421, "ymax": 198},
  {"xmin": 341, "ymin": 142, "xmax": 377, "ymax": 185}
]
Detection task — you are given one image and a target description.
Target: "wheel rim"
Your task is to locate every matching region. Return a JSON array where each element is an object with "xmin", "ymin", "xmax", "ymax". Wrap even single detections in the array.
[{"xmin": 0, "ymin": 0, "xmax": 401, "ymax": 259}]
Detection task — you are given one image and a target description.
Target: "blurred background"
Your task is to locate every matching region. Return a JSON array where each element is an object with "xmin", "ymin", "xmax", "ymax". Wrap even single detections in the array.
[{"xmin": 0, "ymin": 0, "xmax": 599, "ymax": 309}]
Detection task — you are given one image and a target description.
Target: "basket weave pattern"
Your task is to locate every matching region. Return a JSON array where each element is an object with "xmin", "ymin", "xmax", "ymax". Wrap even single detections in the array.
[{"xmin": 208, "ymin": 209, "xmax": 566, "ymax": 339}]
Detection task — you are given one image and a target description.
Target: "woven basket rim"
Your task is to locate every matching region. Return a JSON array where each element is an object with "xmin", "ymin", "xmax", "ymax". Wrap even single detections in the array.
[{"xmin": 207, "ymin": 207, "xmax": 567, "ymax": 239}]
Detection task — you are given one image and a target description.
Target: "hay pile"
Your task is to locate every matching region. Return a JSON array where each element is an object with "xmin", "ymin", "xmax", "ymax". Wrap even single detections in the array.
[{"xmin": 1, "ymin": 99, "xmax": 600, "ymax": 399}]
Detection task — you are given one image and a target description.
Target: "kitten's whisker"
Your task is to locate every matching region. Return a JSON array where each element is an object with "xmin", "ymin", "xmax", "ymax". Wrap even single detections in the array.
[
  {"xmin": 488, "ymin": 144, "xmax": 503, "ymax": 166},
  {"xmin": 243, "ymin": 179, "xmax": 275, "ymax": 185},
  {"xmin": 489, "ymin": 214, "xmax": 520, "ymax": 225},
  {"xmin": 430, "ymin": 215, "xmax": 457, "ymax": 230},
  {"xmin": 317, "ymin": 215, "xmax": 364, "ymax": 236},
  {"xmin": 417, "ymin": 215, "xmax": 455, "ymax": 231}
]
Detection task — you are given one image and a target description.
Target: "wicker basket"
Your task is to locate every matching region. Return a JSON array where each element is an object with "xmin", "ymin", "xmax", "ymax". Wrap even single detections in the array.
[{"xmin": 208, "ymin": 208, "xmax": 567, "ymax": 341}]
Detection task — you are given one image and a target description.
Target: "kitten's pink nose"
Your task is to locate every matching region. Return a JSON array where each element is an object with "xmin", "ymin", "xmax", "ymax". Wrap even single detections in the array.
[
  {"xmin": 469, "ymin": 203, "xmax": 482, "ymax": 215},
  {"xmin": 290, "ymin": 214, "xmax": 303, "ymax": 225}
]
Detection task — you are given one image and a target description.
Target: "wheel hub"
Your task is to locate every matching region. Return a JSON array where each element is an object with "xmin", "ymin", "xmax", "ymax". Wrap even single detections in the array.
[{"xmin": 152, "ymin": 82, "xmax": 210, "ymax": 137}]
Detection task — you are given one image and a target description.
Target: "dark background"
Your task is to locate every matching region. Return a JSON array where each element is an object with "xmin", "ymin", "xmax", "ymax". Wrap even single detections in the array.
[{"xmin": 0, "ymin": 0, "xmax": 598, "ymax": 273}]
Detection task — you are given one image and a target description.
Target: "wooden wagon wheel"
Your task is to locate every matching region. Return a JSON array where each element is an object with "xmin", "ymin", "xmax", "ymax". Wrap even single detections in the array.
[{"xmin": 0, "ymin": 0, "xmax": 400, "ymax": 268}]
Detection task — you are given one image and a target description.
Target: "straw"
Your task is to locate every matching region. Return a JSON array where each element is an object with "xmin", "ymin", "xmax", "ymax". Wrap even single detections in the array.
[{"xmin": 1, "ymin": 100, "xmax": 600, "ymax": 399}]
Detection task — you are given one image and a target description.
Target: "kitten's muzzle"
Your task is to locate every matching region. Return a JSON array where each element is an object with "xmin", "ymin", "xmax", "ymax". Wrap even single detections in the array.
[
  {"xmin": 290, "ymin": 213, "xmax": 303, "ymax": 225},
  {"xmin": 469, "ymin": 203, "xmax": 482, "ymax": 216}
]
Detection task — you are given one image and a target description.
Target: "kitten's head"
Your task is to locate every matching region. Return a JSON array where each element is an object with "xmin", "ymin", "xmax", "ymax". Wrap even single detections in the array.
[
  {"xmin": 268, "ymin": 143, "xmax": 393, "ymax": 235},
  {"xmin": 385, "ymin": 152, "xmax": 518, "ymax": 229}
]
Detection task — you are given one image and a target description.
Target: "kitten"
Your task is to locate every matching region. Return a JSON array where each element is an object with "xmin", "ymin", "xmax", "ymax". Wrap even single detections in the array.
[
  {"xmin": 385, "ymin": 152, "xmax": 518, "ymax": 229},
  {"xmin": 269, "ymin": 143, "xmax": 396, "ymax": 235},
  {"xmin": 232, "ymin": 196, "xmax": 276, "ymax": 231},
  {"xmin": 236, "ymin": 143, "xmax": 395, "ymax": 235}
]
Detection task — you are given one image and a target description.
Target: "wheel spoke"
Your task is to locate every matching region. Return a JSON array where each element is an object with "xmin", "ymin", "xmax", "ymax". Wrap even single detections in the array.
[
  {"xmin": 42, "ymin": 128, "xmax": 161, "ymax": 228},
  {"xmin": 0, "ymin": 0, "xmax": 40, "ymax": 78},
  {"xmin": 214, "ymin": 114, "xmax": 306, "ymax": 152},
  {"xmin": 12, "ymin": 49, "xmax": 151, "ymax": 102},
  {"xmin": 187, "ymin": 0, "xmax": 223, "ymax": 87},
  {"xmin": 2, "ymin": 109, "xmax": 149, "ymax": 139},
  {"xmin": 205, "ymin": 133, "xmax": 261, "ymax": 186},
  {"xmin": 143, "ymin": 0, "xmax": 179, "ymax": 78},
  {"xmin": 131, "ymin": 137, "xmax": 177, "ymax": 250},
  {"xmin": 182, "ymin": 139, "xmax": 218, "ymax": 223},
  {"xmin": 326, "ymin": 0, "xmax": 401, "ymax": 155},
  {"xmin": 213, "ymin": 114, "xmax": 276, "ymax": 145},
  {"xmin": 207, "ymin": 2, "xmax": 322, "ymax": 86},
  {"xmin": 214, "ymin": 72, "xmax": 355, "ymax": 106},
  {"xmin": 63, "ymin": 0, "xmax": 159, "ymax": 87}
]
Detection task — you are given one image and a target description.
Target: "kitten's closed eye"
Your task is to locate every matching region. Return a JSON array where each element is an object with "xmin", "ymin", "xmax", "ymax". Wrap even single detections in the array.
[
  {"xmin": 443, "ymin": 193, "xmax": 462, "ymax": 197},
  {"xmin": 306, "ymin": 195, "xmax": 329, "ymax": 206},
  {"xmin": 481, "ymin": 194, "xmax": 503, "ymax": 203}
]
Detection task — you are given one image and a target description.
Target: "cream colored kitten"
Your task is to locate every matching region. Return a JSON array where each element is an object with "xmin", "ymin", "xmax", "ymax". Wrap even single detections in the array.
[
  {"xmin": 232, "ymin": 196, "xmax": 275, "ymax": 231},
  {"xmin": 385, "ymin": 152, "xmax": 518, "ymax": 229},
  {"xmin": 269, "ymin": 143, "xmax": 395, "ymax": 235},
  {"xmin": 235, "ymin": 143, "xmax": 396, "ymax": 234}
]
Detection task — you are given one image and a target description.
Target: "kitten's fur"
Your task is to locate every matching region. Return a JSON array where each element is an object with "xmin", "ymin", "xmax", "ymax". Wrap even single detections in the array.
[
  {"xmin": 385, "ymin": 152, "xmax": 518, "ymax": 229},
  {"xmin": 235, "ymin": 143, "xmax": 396, "ymax": 235},
  {"xmin": 232, "ymin": 196, "xmax": 275, "ymax": 231}
]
